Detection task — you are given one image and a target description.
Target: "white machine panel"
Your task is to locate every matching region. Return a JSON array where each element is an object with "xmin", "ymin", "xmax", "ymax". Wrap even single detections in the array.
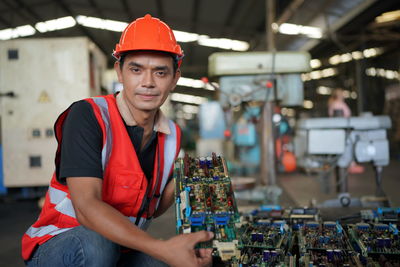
[
  {"xmin": 308, "ymin": 130, "xmax": 346, "ymax": 154},
  {"xmin": 208, "ymin": 51, "xmax": 311, "ymax": 76},
  {"xmin": 0, "ymin": 37, "xmax": 106, "ymax": 187}
]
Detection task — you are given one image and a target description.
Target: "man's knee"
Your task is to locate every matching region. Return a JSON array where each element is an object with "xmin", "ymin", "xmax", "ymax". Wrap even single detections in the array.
[
  {"xmin": 27, "ymin": 226, "xmax": 120, "ymax": 267},
  {"xmin": 70, "ymin": 226, "xmax": 120, "ymax": 265}
]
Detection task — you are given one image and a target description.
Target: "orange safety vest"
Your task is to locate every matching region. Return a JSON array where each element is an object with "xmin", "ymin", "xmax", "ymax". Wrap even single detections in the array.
[{"xmin": 21, "ymin": 94, "xmax": 181, "ymax": 260}]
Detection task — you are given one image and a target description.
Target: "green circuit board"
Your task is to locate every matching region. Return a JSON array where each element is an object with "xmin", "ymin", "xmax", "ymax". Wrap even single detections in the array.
[{"xmin": 174, "ymin": 153, "xmax": 241, "ymax": 261}]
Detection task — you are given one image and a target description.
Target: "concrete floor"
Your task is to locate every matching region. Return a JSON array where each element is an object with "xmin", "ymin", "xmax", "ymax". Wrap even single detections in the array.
[{"xmin": 1, "ymin": 160, "xmax": 399, "ymax": 266}]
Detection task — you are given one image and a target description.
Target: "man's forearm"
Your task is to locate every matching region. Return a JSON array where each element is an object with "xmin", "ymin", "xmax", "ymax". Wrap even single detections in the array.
[{"xmin": 154, "ymin": 180, "xmax": 175, "ymax": 218}]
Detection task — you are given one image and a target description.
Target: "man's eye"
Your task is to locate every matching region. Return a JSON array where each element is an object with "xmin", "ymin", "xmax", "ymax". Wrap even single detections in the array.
[
  {"xmin": 156, "ymin": 71, "xmax": 165, "ymax": 76},
  {"xmin": 130, "ymin": 68, "xmax": 140, "ymax": 72}
]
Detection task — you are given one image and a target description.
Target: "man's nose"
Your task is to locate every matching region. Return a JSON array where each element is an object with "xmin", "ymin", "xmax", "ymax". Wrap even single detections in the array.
[{"xmin": 142, "ymin": 70, "xmax": 155, "ymax": 88}]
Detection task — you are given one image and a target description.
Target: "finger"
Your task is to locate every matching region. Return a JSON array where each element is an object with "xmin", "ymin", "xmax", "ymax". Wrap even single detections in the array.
[
  {"xmin": 197, "ymin": 250, "xmax": 213, "ymax": 267},
  {"xmin": 189, "ymin": 231, "xmax": 214, "ymax": 245},
  {"xmin": 198, "ymin": 248, "xmax": 213, "ymax": 258}
]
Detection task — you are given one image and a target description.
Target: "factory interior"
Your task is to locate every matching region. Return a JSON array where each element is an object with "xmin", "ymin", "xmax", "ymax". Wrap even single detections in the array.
[{"xmin": 1, "ymin": 0, "xmax": 400, "ymax": 266}]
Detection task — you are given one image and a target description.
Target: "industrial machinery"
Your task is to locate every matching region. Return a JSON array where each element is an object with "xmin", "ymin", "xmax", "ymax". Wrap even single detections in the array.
[
  {"xmin": 0, "ymin": 37, "xmax": 106, "ymax": 188},
  {"xmin": 295, "ymin": 115, "xmax": 392, "ymax": 207},
  {"xmin": 207, "ymin": 51, "xmax": 311, "ymax": 185}
]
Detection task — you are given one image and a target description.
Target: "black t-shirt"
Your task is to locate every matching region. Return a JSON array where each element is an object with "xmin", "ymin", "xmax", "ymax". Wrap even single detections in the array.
[{"xmin": 58, "ymin": 100, "xmax": 157, "ymax": 184}]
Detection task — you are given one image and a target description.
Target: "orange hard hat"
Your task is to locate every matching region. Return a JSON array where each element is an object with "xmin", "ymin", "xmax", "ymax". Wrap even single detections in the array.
[{"xmin": 113, "ymin": 14, "xmax": 184, "ymax": 67}]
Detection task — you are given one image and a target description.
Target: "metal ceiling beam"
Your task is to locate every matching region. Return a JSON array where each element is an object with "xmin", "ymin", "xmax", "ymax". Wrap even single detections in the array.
[
  {"xmin": 0, "ymin": 16, "xmax": 12, "ymax": 28},
  {"xmin": 220, "ymin": 0, "xmax": 240, "ymax": 36},
  {"xmin": 2, "ymin": 0, "xmax": 40, "ymax": 25},
  {"xmin": 232, "ymin": 0, "xmax": 258, "ymax": 36},
  {"xmin": 276, "ymin": 0, "xmax": 304, "ymax": 25},
  {"xmin": 300, "ymin": 0, "xmax": 378, "ymax": 51},
  {"xmin": 120, "ymin": 0, "xmax": 134, "ymax": 21},
  {"xmin": 87, "ymin": 0, "xmax": 119, "ymax": 40},
  {"xmin": 186, "ymin": 0, "xmax": 200, "ymax": 66},
  {"xmin": 55, "ymin": 0, "xmax": 109, "ymax": 56},
  {"xmin": 155, "ymin": 0, "xmax": 164, "ymax": 20},
  {"xmin": 13, "ymin": 0, "xmax": 43, "ymax": 22}
]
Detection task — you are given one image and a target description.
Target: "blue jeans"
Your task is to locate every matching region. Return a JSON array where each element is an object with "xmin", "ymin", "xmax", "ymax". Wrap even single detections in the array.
[{"xmin": 25, "ymin": 226, "xmax": 168, "ymax": 267}]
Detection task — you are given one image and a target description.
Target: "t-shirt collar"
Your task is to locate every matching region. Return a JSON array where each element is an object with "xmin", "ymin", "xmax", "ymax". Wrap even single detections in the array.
[{"xmin": 116, "ymin": 91, "xmax": 171, "ymax": 134}]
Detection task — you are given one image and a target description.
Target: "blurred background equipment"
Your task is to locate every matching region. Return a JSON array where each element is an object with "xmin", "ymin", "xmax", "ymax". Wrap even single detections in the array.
[
  {"xmin": 295, "ymin": 115, "xmax": 392, "ymax": 207},
  {"xmin": 207, "ymin": 51, "xmax": 310, "ymax": 200},
  {"xmin": 0, "ymin": 37, "xmax": 106, "ymax": 188}
]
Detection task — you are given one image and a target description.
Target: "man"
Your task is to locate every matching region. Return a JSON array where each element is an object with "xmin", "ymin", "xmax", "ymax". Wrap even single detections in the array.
[{"xmin": 22, "ymin": 14, "xmax": 214, "ymax": 267}]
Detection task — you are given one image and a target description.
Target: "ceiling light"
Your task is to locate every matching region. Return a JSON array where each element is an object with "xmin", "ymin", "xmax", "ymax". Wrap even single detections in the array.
[
  {"xmin": 170, "ymin": 93, "xmax": 207, "ymax": 105},
  {"xmin": 317, "ymin": 86, "xmax": 332, "ymax": 95},
  {"xmin": 278, "ymin": 23, "xmax": 322, "ymax": 39},
  {"xmin": 363, "ymin": 47, "xmax": 383, "ymax": 58},
  {"xmin": 340, "ymin": 53, "xmax": 352, "ymax": 63},
  {"xmin": 350, "ymin": 92, "xmax": 358, "ymax": 99},
  {"xmin": 197, "ymin": 36, "xmax": 249, "ymax": 51},
  {"xmin": 351, "ymin": 51, "xmax": 363, "ymax": 60},
  {"xmin": 173, "ymin": 30, "xmax": 200, "ymax": 42},
  {"xmin": 375, "ymin": 10, "xmax": 400, "ymax": 24},
  {"xmin": 76, "ymin": 15, "xmax": 128, "ymax": 32},
  {"xmin": 310, "ymin": 70, "xmax": 322, "ymax": 79},
  {"xmin": 0, "ymin": 25, "xmax": 36, "ymax": 40},
  {"xmin": 303, "ymin": 100, "xmax": 313, "ymax": 109},
  {"xmin": 35, "ymin": 16, "xmax": 76, "ymax": 33},
  {"xmin": 278, "ymin": 23, "xmax": 300, "ymax": 35},
  {"xmin": 302, "ymin": 68, "xmax": 338, "ymax": 81},
  {"xmin": 321, "ymin": 68, "xmax": 336, "ymax": 77},
  {"xmin": 329, "ymin": 55, "xmax": 341, "ymax": 65},
  {"xmin": 310, "ymin": 59, "xmax": 321, "ymax": 69},
  {"xmin": 365, "ymin": 67, "xmax": 400, "ymax": 80}
]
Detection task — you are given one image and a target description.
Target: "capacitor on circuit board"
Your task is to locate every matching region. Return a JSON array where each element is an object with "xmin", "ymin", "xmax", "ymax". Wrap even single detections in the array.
[
  {"xmin": 199, "ymin": 157, "xmax": 206, "ymax": 168},
  {"xmin": 326, "ymin": 249, "xmax": 333, "ymax": 262},
  {"xmin": 263, "ymin": 250, "xmax": 270, "ymax": 262}
]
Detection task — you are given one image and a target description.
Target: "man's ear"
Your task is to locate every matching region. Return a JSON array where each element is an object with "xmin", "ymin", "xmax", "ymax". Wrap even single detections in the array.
[
  {"xmin": 114, "ymin": 61, "xmax": 123, "ymax": 83},
  {"xmin": 171, "ymin": 69, "xmax": 181, "ymax": 92}
]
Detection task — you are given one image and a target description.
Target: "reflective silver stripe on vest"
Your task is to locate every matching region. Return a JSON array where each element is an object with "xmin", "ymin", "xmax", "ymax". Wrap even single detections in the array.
[
  {"xmin": 92, "ymin": 97, "xmax": 112, "ymax": 171},
  {"xmin": 49, "ymin": 186, "xmax": 76, "ymax": 218},
  {"xmin": 154, "ymin": 120, "xmax": 177, "ymax": 211},
  {"xmin": 159, "ymin": 120, "xmax": 177, "ymax": 194},
  {"xmin": 26, "ymin": 225, "xmax": 73, "ymax": 238},
  {"xmin": 128, "ymin": 216, "xmax": 151, "ymax": 230}
]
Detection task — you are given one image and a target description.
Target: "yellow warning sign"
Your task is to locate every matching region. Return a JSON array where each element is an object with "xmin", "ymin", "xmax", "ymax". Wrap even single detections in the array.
[{"xmin": 38, "ymin": 91, "xmax": 50, "ymax": 103}]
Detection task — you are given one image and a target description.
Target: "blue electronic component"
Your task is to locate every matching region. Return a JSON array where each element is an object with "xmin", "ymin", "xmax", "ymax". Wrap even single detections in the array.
[
  {"xmin": 190, "ymin": 214, "xmax": 206, "ymax": 226},
  {"xmin": 356, "ymin": 223, "xmax": 370, "ymax": 231},
  {"xmin": 374, "ymin": 223, "xmax": 389, "ymax": 231},
  {"xmin": 260, "ymin": 205, "xmax": 282, "ymax": 211},
  {"xmin": 214, "ymin": 214, "xmax": 230, "ymax": 225}
]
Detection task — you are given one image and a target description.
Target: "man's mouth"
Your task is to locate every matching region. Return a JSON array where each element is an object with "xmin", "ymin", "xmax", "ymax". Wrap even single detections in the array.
[{"xmin": 137, "ymin": 93, "xmax": 158, "ymax": 100}]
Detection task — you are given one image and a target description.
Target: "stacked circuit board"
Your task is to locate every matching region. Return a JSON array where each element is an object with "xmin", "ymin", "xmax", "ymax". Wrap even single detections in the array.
[
  {"xmin": 174, "ymin": 153, "xmax": 241, "ymax": 261},
  {"xmin": 234, "ymin": 217, "xmax": 296, "ymax": 266},
  {"xmin": 298, "ymin": 221, "xmax": 362, "ymax": 266},
  {"xmin": 348, "ymin": 222, "xmax": 400, "ymax": 265},
  {"xmin": 174, "ymin": 155, "xmax": 400, "ymax": 266}
]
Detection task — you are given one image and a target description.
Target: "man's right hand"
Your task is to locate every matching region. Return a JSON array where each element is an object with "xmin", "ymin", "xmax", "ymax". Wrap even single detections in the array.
[{"xmin": 158, "ymin": 231, "xmax": 214, "ymax": 267}]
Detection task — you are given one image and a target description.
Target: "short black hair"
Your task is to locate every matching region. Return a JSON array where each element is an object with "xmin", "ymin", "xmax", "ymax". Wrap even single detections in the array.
[{"xmin": 119, "ymin": 50, "xmax": 179, "ymax": 73}]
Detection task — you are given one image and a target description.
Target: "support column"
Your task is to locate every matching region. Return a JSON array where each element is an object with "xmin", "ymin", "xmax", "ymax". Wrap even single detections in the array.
[{"xmin": 260, "ymin": 101, "xmax": 276, "ymax": 185}]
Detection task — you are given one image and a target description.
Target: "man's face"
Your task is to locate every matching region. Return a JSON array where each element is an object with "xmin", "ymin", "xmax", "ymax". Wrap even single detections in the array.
[{"xmin": 115, "ymin": 51, "xmax": 180, "ymax": 112}]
